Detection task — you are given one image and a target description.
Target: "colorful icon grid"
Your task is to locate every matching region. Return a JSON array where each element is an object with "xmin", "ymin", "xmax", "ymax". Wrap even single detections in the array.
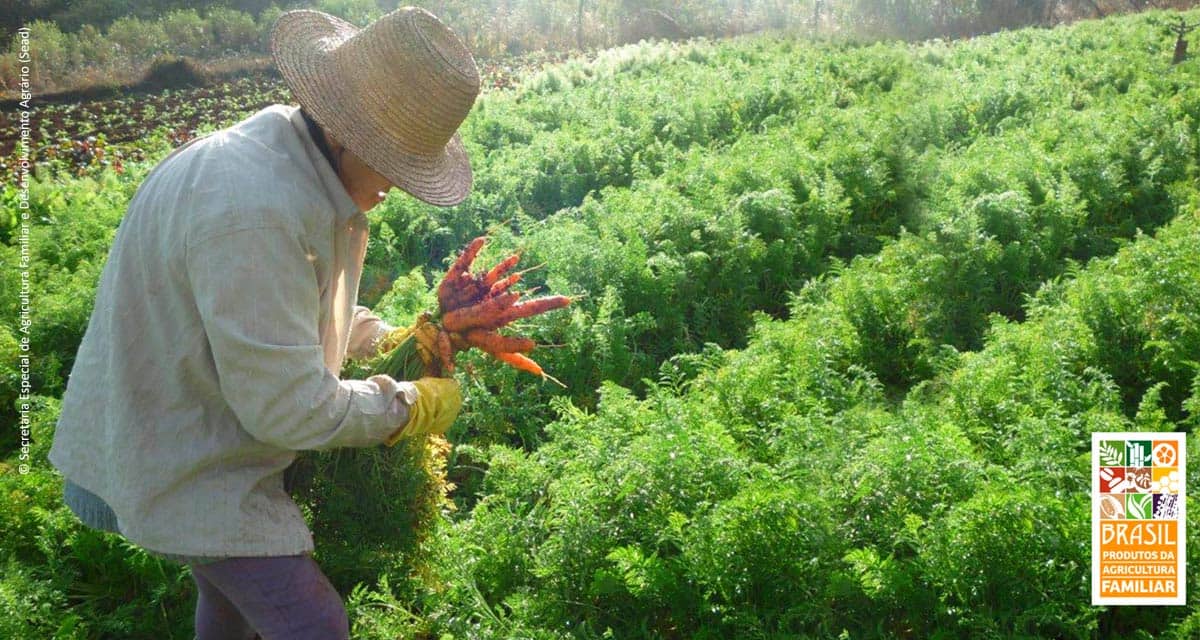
[{"xmin": 1098, "ymin": 440, "xmax": 1181, "ymax": 520}]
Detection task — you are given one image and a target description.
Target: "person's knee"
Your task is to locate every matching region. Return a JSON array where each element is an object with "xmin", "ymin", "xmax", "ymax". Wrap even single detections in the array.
[{"xmin": 298, "ymin": 558, "xmax": 349, "ymax": 640}]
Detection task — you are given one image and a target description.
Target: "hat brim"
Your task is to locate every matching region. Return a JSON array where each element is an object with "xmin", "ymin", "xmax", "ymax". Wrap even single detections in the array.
[{"xmin": 270, "ymin": 10, "xmax": 473, "ymax": 207}]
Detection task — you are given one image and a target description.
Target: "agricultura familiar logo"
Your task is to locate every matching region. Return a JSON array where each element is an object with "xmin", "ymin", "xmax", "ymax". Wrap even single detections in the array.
[{"xmin": 1092, "ymin": 433, "xmax": 1186, "ymax": 606}]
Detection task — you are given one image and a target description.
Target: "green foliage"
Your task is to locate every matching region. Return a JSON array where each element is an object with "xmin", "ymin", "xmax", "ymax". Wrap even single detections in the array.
[
  {"xmin": 314, "ymin": 0, "xmax": 384, "ymax": 27},
  {"xmin": 0, "ymin": 401, "xmax": 195, "ymax": 639},
  {"xmin": 160, "ymin": 9, "xmax": 211, "ymax": 58},
  {"xmin": 919, "ymin": 486, "xmax": 1094, "ymax": 637},
  {"xmin": 834, "ymin": 418, "xmax": 987, "ymax": 550},
  {"xmin": 413, "ymin": 13, "xmax": 1200, "ymax": 635},
  {"xmin": 420, "ymin": 197, "xmax": 1200, "ymax": 640},
  {"xmin": 681, "ymin": 479, "xmax": 836, "ymax": 633},
  {"xmin": 205, "ymin": 7, "xmax": 259, "ymax": 52},
  {"xmin": 105, "ymin": 16, "xmax": 168, "ymax": 62},
  {"xmin": 288, "ymin": 435, "xmax": 455, "ymax": 597}
]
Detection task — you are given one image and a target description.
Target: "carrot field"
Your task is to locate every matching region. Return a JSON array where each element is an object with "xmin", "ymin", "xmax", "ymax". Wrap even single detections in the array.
[{"xmin": 3, "ymin": 4, "xmax": 1200, "ymax": 639}]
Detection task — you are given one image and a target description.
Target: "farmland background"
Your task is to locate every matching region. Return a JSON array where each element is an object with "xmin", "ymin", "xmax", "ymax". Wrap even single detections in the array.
[
  {"xmin": 5, "ymin": 0, "xmax": 1200, "ymax": 96},
  {"xmin": 4, "ymin": 1, "xmax": 1200, "ymax": 638}
]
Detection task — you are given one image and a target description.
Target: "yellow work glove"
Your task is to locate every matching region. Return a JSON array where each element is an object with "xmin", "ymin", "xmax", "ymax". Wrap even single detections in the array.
[{"xmin": 384, "ymin": 377, "xmax": 462, "ymax": 446}]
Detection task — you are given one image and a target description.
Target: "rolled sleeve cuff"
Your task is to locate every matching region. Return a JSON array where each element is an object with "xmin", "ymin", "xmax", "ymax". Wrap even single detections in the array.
[
  {"xmin": 366, "ymin": 321, "xmax": 395, "ymax": 357},
  {"xmin": 363, "ymin": 374, "xmax": 416, "ymax": 445},
  {"xmin": 347, "ymin": 306, "xmax": 396, "ymax": 361}
]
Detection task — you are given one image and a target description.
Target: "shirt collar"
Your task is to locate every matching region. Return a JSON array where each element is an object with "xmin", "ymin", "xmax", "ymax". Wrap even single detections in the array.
[{"xmin": 286, "ymin": 105, "xmax": 361, "ymax": 224}]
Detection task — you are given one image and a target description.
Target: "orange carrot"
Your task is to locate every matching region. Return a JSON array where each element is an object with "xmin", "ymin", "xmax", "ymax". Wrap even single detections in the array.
[
  {"xmin": 437, "ymin": 330, "xmax": 455, "ymax": 374},
  {"xmin": 444, "ymin": 275, "xmax": 487, "ymax": 311},
  {"xmin": 493, "ymin": 351, "xmax": 544, "ymax": 377},
  {"xmin": 437, "ymin": 236, "xmax": 487, "ymax": 306},
  {"xmin": 442, "ymin": 291, "xmax": 521, "ymax": 332},
  {"xmin": 482, "ymin": 253, "xmax": 521, "ymax": 287},
  {"xmin": 436, "ymin": 273, "xmax": 456, "ymax": 309},
  {"xmin": 425, "ymin": 237, "xmax": 571, "ymax": 384},
  {"xmin": 487, "ymin": 272, "xmax": 522, "ymax": 298},
  {"xmin": 452, "ymin": 236, "xmax": 487, "ymax": 276},
  {"xmin": 464, "ymin": 329, "xmax": 536, "ymax": 355},
  {"xmin": 491, "ymin": 295, "xmax": 571, "ymax": 327}
]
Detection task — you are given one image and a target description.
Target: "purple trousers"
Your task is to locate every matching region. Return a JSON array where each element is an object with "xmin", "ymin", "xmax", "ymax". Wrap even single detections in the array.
[{"xmin": 189, "ymin": 555, "xmax": 349, "ymax": 640}]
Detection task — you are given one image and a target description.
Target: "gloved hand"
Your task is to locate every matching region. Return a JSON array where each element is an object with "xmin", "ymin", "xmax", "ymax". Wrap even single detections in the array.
[{"xmin": 384, "ymin": 377, "xmax": 462, "ymax": 446}]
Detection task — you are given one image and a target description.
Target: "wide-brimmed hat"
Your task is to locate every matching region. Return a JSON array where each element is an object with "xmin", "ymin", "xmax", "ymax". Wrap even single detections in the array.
[{"xmin": 270, "ymin": 7, "xmax": 479, "ymax": 206}]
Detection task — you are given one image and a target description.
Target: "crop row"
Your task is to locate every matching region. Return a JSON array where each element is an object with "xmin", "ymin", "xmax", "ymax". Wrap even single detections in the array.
[
  {"xmin": 357, "ymin": 12, "xmax": 1199, "ymax": 452},
  {"xmin": 419, "ymin": 107, "xmax": 1200, "ymax": 640}
]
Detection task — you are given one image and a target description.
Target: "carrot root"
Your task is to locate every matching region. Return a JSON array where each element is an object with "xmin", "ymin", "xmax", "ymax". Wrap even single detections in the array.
[
  {"xmin": 442, "ymin": 291, "xmax": 521, "ymax": 332},
  {"xmin": 437, "ymin": 330, "xmax": 455, "ymax": 374},
  {"xmin": 483, "ymin": 253, "xmax": 522, "ymax": 288},
  {"xmin": 493, "ymin": 351, "xmax": 544, "ymax": 377},
  {"xmin": 464, "ymin": 329, "xmax": 536, "ymax": 355},
  {"xmin": 492, "ymin": 295, "xmax": 572, "ymax": 327}
]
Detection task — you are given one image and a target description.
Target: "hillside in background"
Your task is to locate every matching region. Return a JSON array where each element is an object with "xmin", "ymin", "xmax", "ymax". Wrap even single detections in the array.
[
  {"xmin": 4, "ymin": 0, "xmax": 1200, "ymax": 96},
  {"xmin": 2, "ymin": 6, "xmax": 1200, "ymax": 639}
]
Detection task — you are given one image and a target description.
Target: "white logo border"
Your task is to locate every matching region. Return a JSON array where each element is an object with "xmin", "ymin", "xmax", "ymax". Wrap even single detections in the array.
[{"xmin": 1092, "ymin": 431, "xmax": 1187, "ymax": 606}]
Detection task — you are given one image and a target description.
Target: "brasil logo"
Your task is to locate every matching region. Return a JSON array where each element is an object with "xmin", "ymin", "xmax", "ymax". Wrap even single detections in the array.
[{"xmin": 1093, "ymin": 432, "xmax": 1186, "ymax": 606}]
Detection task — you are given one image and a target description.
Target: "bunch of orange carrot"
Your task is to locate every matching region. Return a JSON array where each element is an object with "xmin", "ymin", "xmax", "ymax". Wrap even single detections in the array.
[{"xmin": 374, "ymin": 235, "xmax": 571, "ymax": 384}]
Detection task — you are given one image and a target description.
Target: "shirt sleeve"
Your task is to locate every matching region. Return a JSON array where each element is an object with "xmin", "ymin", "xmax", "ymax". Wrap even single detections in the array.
[
  {"xmin": 186, "ymin": 224, "xmax": 413, "ymax": 451},
  {"xmin": 346, "ymin": 305, "xmax": 394, "ymax": 361}
]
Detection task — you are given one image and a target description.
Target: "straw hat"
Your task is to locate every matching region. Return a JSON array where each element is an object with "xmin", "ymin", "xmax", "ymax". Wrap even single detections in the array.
[{"xmin": 270, "ymin": 7, "xmax": 480, "ymax": 206}]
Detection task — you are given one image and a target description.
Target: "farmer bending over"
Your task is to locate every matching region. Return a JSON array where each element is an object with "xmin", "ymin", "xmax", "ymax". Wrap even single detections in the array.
[{"xmin": 48, "ymin": 7, "xmax": 478, "ymax": 639}]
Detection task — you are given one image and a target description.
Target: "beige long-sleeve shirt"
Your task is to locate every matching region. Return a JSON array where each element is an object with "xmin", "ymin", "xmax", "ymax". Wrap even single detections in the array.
[{"xmin": 48, "ymin": 103, "xmax": 419, "ymax": 559}]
